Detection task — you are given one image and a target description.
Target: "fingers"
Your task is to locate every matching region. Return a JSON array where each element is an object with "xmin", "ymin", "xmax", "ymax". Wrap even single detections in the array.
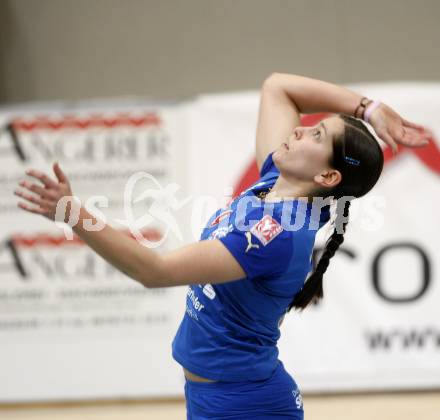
[
  {"xmin": 15, "ymin": 163, "xmax": 73, "ymax": 220},
  {"xmin": 375, "ymin": 108, "xmax": 430, "ymax": 150},
  {"xmin": 406, "ymin": 140, "xmax": 429, "ymax": 148},
  {"xmin": 388, "ymin": 119, "xmax": 431, "ymax": 149},
  {"xmin": 17, "ymin": 201, "xmax": 47, "ymax": 215},
  {"xmin": 14, "ymin": 187, "xmax": 52, "ymax": 209},
  {"xmin": 14, "ymin": 185, "xmax": 53, "ymax": 217},
  {"xmin": 402, "ymin": 118, "xmax": 424, "ymax": 131},
  {"xmin": 15, "ymin": 164, "xmax": 73, "ymax": 221},
  {"xmin": 390, "ymin": 126, "xmax": 405, "ymax": 143},
  {"xmin": 402, "ymin": 122, "xmax": 431, "ymax": 139},
  {"xmin": 381, "ymin": 132, "xmax": 399, "ymax": 154},
  {"xmin": 18, "ymin": 179, "xmax": 58, "ymax": 201},
  {"xmin": 402, "ymin": 129, "xmax": 430, "ymax": 148},
  {"xmin": 25, "ymin": 163, "xmax": 70, "ymax": 190},
  {"xmin": 25, "ymin": 168, "xmax": 58, "ymax": 189},
  {"xmin": 53, "ymin": 162, "xmax": 68, "ymax": 183}
]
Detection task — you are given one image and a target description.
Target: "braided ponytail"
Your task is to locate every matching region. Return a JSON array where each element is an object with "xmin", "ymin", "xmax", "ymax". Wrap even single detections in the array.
[{"xmin": 289, "ymin": 199, "xmax": 351, "ymax": 311}]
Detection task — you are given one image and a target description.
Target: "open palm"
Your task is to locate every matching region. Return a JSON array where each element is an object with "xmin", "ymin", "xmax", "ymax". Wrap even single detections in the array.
[
  {"xmin": 14, "ymin": 162, "xmax": 73, "ymax": 221},
  {"xmin": 368, "ymin": 103, "xmax": 430, "ymax": 152}
]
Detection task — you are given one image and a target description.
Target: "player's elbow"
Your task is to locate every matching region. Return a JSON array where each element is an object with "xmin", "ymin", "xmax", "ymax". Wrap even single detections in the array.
[
  {"xmin": 135, "ymin": 256, "xmax": 169, "ymax": 289},
  {"xmin": 262, "ymin": 73, "xmax": 279, "ymax": 90},
  {"xmin": 262, "ymin": 73, "xmax": 287, "ymax": 90}
]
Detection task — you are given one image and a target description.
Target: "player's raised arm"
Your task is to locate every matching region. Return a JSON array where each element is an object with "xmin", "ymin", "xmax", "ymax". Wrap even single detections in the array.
[
  {"xmin": 255, "ymin": 73, "xmax": 429, "ymax": 170},
  {"xmin": 255, "ymin": 74, "xmax": 301, "ymax": 171},
  {"xmin": 255, "ymin": 73, "xmax": 360, "ymax": 170}
]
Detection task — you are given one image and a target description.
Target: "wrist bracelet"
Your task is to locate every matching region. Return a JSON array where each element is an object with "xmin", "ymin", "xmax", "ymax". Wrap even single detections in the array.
[
  {"xmin": 363, "ymin": 100, "xmax": 381, "ymax": 123},
  {"xmin": 354, "ymin": 97, "xmax": 372, "ymax": 119}
]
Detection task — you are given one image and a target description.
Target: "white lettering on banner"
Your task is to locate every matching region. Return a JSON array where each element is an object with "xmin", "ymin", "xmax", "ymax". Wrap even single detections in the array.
[{"xmin": 0, "ymin": 114, "xmax": 168, "ymax": 165}]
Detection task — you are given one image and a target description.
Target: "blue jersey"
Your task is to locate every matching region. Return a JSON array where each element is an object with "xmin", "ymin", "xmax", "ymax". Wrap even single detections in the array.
[{"xmin": 172, "ymin": 154, "xmax": 330, "ymax": 382}]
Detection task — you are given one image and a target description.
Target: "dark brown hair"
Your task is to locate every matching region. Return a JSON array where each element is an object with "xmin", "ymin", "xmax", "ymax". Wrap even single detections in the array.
[{"xmin": 289, "ymin": 115, "xmax": 384, "ymax": 311}]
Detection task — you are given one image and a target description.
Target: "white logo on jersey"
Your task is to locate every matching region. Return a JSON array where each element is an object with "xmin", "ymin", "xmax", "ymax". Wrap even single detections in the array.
[
  {"xmin": 202, "ymin": 284, "xmax": 216, "ymax": 300},
  {"xmin": 187, "ymin": 287, "xmax": 205, "ymax": 312},
  {"xmin": 250, "ymin": 215, "xmax": 283, "ymax": 246},
  {"xmin": 245, "ymin": 231, "xmax": 260, "ymax": 253},
  {"xmin": 210, "ymin": 209, "xmax": 233, "ymax": 227},
  {"xmin": 209, "ymin": 224, "xmax": 233, "ymax": 240},
  {"xmin": 292, "ymin": 389, "xmax": 303, "ymax": 410}
]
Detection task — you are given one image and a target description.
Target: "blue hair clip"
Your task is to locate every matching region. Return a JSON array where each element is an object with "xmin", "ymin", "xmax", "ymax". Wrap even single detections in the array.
[{"xmin": 344, "ymin": 156, "xmax": 361, "ymax": 166}]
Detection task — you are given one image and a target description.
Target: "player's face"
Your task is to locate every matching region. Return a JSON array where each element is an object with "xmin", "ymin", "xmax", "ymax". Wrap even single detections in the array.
[{"xmin": 272, "ymin": 116, "xmax": 344, "ymax": 183}]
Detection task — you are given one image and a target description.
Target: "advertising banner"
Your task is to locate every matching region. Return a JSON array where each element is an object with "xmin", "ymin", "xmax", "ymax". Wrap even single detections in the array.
[{"xmin": 0, "ymin": 103, "xmax": 189, "ymax": 401}]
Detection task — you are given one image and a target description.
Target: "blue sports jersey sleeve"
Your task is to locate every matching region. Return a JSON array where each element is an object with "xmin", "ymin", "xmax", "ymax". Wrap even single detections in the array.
[{"xmin": 219, "ymin": 214, "xmax": 294, "ymax": 279}]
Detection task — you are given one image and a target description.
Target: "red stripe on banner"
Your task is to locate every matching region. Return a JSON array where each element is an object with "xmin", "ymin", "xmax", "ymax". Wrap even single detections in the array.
[
  {"xmin": 12, "ymin": 113, "xmax": 162, "ymax": 131},
  {"xmin": 383, "ymin": 137, "xmax": 440, "ymax": 175},
  {"xmin": 232, "ymin": 159, "xmax": 260, "ymax": 200},
  {"xmin": 299, "ymin": 112, "xmax": 331, "ymax": 127},
  {"xmin": 11, "ymin": 229, "xmax": 163, "ymax": 248},
  {"xmin": 233, "ymin": 114, "xmax": 439, "ymax": 197},
  {"xmin": 12, "ymin": 233, "xmax": 84, "ymax": 247}
]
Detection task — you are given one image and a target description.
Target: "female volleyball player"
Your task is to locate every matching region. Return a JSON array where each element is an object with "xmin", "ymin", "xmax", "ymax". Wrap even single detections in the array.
[{"xmin": 15, "ymin": 74, "xmax": 429, "ymax": 419}]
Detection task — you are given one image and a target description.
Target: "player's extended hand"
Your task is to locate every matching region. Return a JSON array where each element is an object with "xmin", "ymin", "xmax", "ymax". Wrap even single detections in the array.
[
  {"xmin": 14, "ymin": 162, "xmax": 74, "ymax": 221},
  {"xmin": 368, "ymin": 103, "xmax": 430, "ymax": 153}
]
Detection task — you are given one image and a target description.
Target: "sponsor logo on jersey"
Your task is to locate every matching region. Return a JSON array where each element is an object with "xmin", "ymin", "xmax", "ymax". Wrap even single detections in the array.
[
  {"xmin": 245, "ymin": 231, "xmax": 260, "ymax": 253},
  {"xmin": 250, "ymin": 215, "xmax": 283, "ymax": 246},
  {"xmin": 202, "ymin": 284, "xmax": 216, "ymax": 300},
  {"xmin": 209, "ymin": 224, "xmax": 233, "ymax": 240},
  {"xmin": 187, "ymin": 287, "xmax": 205, "ymax": 312},
  {"xmin": 210, "ymin": 209, "xmax": 233, "ymax": 227},
  {"xmin": 292, "ymin": 389, "xmax": 303, "ymax": 410}
]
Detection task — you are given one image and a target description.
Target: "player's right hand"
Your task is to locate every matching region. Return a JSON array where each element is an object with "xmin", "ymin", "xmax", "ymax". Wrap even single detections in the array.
[{"xmin": 14, "ymin": 162, "xmax": 75, "ymax": 222}]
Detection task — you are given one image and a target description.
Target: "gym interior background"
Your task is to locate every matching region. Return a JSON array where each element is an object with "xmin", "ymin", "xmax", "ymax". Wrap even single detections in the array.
[{"xmin": 0, "ymin": 1, "xmax": 439, "ymax": 419}]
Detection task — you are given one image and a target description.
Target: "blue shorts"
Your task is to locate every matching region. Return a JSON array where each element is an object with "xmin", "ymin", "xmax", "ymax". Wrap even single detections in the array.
[{"xmin": 184, "ymin": 361, "xmax": 304, "ymax": 419}]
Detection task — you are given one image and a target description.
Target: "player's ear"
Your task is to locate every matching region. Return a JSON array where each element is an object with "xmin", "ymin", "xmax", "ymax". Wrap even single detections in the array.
[{"xmin": 313, "ymin": 169, "xmax": 342, "ymax": 189}]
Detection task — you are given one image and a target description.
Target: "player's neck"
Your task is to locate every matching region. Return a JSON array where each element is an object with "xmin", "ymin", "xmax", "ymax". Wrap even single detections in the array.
[{"xmin": 265, "ymin": 174, "xmax": 314, "ymax": 203}]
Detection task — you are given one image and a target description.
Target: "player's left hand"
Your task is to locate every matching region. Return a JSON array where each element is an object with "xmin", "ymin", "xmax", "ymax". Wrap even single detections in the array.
[
  {"xmin": 368, "ymin": 103, "xmax": 431, "ymax": 153},
  {"xmin": 14, "ymin": 162, "xmax": 74, "ymax": 221}
]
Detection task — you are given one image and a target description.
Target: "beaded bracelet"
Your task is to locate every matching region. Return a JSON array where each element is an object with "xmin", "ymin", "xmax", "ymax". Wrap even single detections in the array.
[{"xmin": 354, "ymin": 97, "xmax": 372, "ymax": 119}]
